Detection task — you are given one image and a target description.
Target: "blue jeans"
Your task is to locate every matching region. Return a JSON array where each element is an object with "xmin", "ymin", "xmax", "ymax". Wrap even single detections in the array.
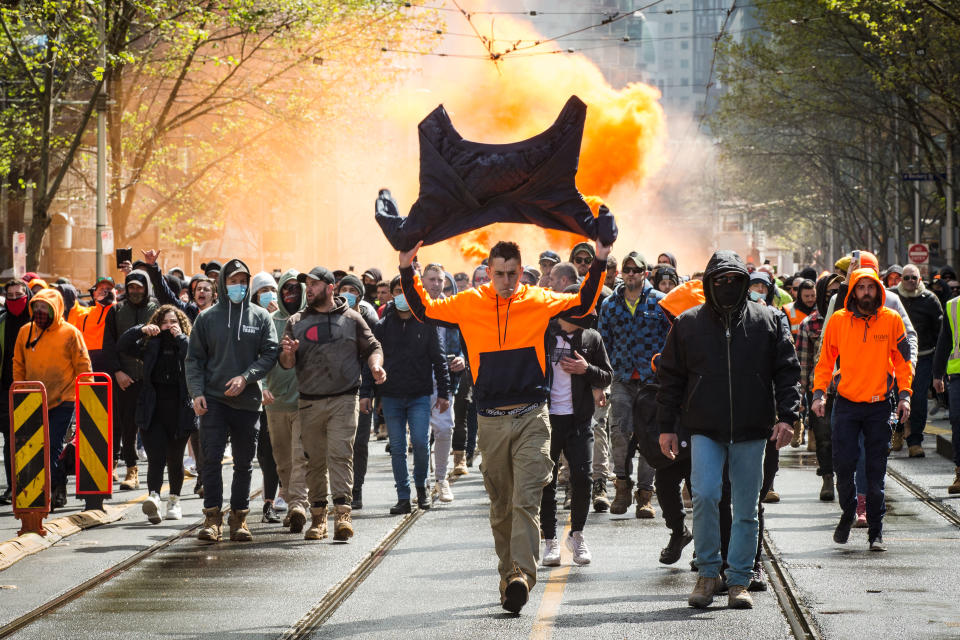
[
  {"xmin": 690, "ymin": 435, "xmax": 766, "ymax": 587},
  {"xmin": 381, "ymin": 395, "xmax": 431, "ymax": 501},
  {"xmin": 49, "ymin": 403, "xmax": 75, "ymax": 488},
  {"xmin": 200, "ymin": 398, "xmax": 260, "ymax": 511},
  {"xmin": 949, "ymin": 377, "xmax": 960, "ymax": 466},
  {"xmin": 907, "ymin": 354, "xmax": 933, "ymax": 446},
  {"xmin": 832, "ymin": 396, "xmax": 890, "ymax": 539}
]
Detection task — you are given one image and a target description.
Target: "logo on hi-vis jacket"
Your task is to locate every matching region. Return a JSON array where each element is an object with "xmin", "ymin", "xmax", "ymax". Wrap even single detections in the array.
[{"xmin": 872, "ymin": 333, "xmax": 889, "ymax": 342}]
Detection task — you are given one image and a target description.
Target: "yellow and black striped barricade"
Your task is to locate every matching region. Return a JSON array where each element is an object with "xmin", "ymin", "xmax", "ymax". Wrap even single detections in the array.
[
  {"xmin": 74, "ymin": 373, "xmax": 114, "ymax": 511},
  {"xmin": 9, "ymin": 381, "xmax": 51, "ymax": 536}
]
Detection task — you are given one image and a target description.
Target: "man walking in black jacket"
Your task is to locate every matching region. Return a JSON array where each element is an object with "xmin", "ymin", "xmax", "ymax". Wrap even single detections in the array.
[{"xmin": 657, "ymin": 250, "xmax": 800, "ymax": 610}]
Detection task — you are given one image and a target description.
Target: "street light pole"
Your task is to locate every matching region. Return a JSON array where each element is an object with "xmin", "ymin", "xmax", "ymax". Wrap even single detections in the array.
[{"xmin": 95, "ymin": 1, "xmax": 107, "ymax": 278}]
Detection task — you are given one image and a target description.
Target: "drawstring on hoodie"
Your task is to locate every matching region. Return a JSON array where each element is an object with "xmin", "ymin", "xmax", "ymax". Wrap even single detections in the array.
[{"xmin": 496, "ymin": 295, "xmax": 513, "ymax": 348}]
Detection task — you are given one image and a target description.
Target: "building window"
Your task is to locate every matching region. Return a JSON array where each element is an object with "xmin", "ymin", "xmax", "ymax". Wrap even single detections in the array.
[
  {"xmin": 680, "ymin": 58, "xmax": 689, "ymax": 68},
  {"xmin": 681, "ymin": 40, "xmax": 689, "ymax": 49}
]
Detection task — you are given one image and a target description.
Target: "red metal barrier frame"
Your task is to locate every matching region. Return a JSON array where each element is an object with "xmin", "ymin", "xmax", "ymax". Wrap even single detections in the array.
[{"xmin": 9, "ymin": 381, "xmax": 51, "ymax": 535}]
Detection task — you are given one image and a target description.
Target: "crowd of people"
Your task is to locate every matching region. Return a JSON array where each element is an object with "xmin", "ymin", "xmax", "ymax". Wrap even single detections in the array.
[{"xmin": 1, "ymin": 241, "xmax": 959, "ymax": 615}]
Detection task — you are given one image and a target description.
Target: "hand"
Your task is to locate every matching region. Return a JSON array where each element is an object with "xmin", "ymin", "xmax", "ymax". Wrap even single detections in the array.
[
  {"xmin": 371, "ymin": 364, "xmax": 387, "ymax": 384},
  {"xmin": 262, "ymin": 388, "xmax": 275, "ymax": 406},
  {"xmin": 434, "ymin": 397, "xmax": 450, "ymax": 413},
  {"xmin": 898, "ymin": 398, "xmax": 911, "ymax": 423},
  {"xmin": 168, "ymin": 323, "xmax": 181, "ymax": 338},
  {"xmin": 659, "ymin": 433, "xmax": 679, "ymax": 460},
  {"xmin": 224, "ymin": 375, "xmax": 247, "ymax": 397},
  {"xmin": 770, "ymin": 421, "xmax": 794, "ymax": 450},
  {"xmin": 592, "ymin": 387, "xmax": 607, "ymax": 408},
  {"xmin": 399, "ymin": 241, "xmax": 423, "ymax": 269},
  {"xmin": 449, "ymin": 356, "xmax": 466, "ymax": 373},
  {"xmin": 119, "ymin": 260, "xmax": 132, "ymax": 275},
  {"xmin": 141, "ymin": 324, "xmax": 161, "ymax": 336},
  {"xmin": 934, "ymin": 378, "xmax": 945, "ymax": 394},
  {"xmin": 559, "ymin": 351, "xmax": 589, "ymax": 375},
  {"xmin": 595, "ymin": 240, "xmax": 613, "ymax": 262},
  {"xmin": 115, "ymin": 370, "xmax": 134, "ymax": 391},
  {"xmin": 194, "ymin": 395, "xmax": 208, "ymax": 416},
  {"xmin": 811, "ymin": 396, "xmax": 826, "ymax": 418},
  {"xmin": 281, "ymin": 336, "xmax": 300, "ymax": 354},
  {"xmin": 359, "ymin": 397, "xmax": 372, "ymax": 414},
  {"xmin": 141, "ymin": 249, "xmax": 161, "ymax": 266},
  {"xmin": 266, "ymin": 300, "xmax": 279, "ymax": 313}
]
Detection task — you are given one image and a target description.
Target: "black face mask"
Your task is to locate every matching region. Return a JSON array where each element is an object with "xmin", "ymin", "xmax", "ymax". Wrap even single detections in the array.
[
  {"xmin": 364, "ymin": 283, "xmax": 377, "ymax": 299},
  {"xmin": 126, "ymin": 289, "xmax": 145, "ymax": 305},
  {"xmin": 712, "ymin": 279, "xmax": 744, "ymax": 311}
]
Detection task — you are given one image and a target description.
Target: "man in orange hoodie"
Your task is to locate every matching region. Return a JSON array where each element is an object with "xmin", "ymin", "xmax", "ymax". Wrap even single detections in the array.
[
  {"xmin": 812, "ymin": 268, "xmax": 913, "ymax": 551},
  {"xmin": 13, "ymin": 289, "xmax": 92, "ymax": 509}
]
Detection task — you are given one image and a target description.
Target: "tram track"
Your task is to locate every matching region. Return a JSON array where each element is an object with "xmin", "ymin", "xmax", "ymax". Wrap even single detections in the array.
[
  {"xmin": 887, "ymin": 465, "xmax": 960, "ymax": 529},
  {"xmin": 762, "ymin": 532, "xmax": 822, "ymax": 640}
]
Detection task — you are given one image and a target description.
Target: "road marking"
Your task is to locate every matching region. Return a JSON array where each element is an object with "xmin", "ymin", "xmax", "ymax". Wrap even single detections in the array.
[
  {"xmin": 529, "ymin": 520, "xmax": 572, "ymax": 640},
  {"xmin": 925, "ymin": 424, "xmax": 949, "ymax": 436}
]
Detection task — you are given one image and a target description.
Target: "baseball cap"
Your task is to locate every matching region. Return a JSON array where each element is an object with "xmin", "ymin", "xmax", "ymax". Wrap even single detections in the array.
[
  {"xmin": 297, "ymin": 267, "xmax": 335, "ymax": 285},
  {"xmin": 538, "ymin": 251, "xmax": 561, "ymax": 265},
  {"xmin": 622, "ymin": 251, "xmax": 648, "ymax": 270}
]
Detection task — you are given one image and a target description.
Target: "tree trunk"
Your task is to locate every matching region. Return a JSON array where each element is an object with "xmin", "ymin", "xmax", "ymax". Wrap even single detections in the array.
[{"xmin": 25, "ymin": 201, "xmax": 50, "ymax": 272}]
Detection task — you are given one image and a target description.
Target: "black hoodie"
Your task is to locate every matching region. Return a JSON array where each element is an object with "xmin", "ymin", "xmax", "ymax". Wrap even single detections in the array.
[
  {"xmin": 656, "ymin": 250, "xmax": 801, "ymax": 443},
  {"xmin": 0, "ymin": 286, "xmax": 34, "ymax": 393}
]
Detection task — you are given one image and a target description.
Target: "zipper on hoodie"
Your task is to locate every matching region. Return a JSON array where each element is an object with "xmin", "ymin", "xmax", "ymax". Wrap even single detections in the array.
[{"xmin": 725, "ymin": 318, "xmax": 734, "ymax": 444}]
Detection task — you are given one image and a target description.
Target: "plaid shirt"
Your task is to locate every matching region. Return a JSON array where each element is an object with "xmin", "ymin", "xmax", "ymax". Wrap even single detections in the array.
[{"xmin": 795, "ymin": 310, "xmax": 823, "ymax": 392}]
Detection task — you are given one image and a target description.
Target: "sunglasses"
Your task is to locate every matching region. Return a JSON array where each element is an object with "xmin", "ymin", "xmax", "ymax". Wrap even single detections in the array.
[
  {"xmin": 622, "ymin": 267, "xmax": 644, "ymax": 275},
  {"xmin": 713, "ymin": 274, "xmax": 741, "ymax": 286},
  {"xmin": 573, "ymin": 256, "xmax": 593, "ymax": 265},
  {"xmin": 902, "ymin": 275, "xmax": 919, "ymax": 281}
]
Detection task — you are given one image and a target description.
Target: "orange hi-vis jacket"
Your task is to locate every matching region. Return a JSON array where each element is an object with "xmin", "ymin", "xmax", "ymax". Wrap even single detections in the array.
[
  {"xmin": 783, "ymin": 302, "xmax": 808, "ymax": 336},
  {"xmin": 75, "ymin": 300, "xmax": 113, "ymax": 351},
  {"xmin": 813, "ymin": 268, "xmax": 914, "ymax": 404},
  {"xmin": 401, "ymin": 256, "xmax": 605, "ymax": 410},
  {"xmin": 652, "ymin": 279, "xmax": 705, "ymax": 374}
]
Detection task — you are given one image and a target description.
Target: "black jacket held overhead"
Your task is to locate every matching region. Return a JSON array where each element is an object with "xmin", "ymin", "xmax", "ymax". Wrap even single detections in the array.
[
  {"xmin": 656, "ymin": 250, "xmax": 802, "ymax": 443},
  {"xmin": 376, "ymin": 96, "xmax": 617, "ymax": 252}
]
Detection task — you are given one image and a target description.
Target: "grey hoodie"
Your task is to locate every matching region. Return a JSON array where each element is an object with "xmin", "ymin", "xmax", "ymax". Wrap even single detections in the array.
[
  {"xmin": 264, "ymin": 269, "xmax": 304, "ymax": 412},
  {"xmin": 185, "ymin": 258, "xmax": 279, "ymax": 412}
]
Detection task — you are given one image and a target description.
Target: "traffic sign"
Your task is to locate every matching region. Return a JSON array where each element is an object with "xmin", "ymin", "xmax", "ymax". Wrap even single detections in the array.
[
  {"xmin": 901, "ymin": 172, "xmax": 946, "ymax": 182},
  {"xmin": 11, "ymin": 232, "xmax": 25, "ymax": 280},
  {"xmin": 908, "ymin": 243, "xmax": 929, "ymax": 264}
]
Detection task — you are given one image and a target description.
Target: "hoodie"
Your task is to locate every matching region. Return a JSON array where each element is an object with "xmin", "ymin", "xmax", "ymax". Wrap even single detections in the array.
[
  {"xmin": 184, "ymin": 258, "xmax": 279, "ymax": 412},
  {"xmin": 264, "ymin": 269, "xmax": 305, "ymax": 412},
  {"xmin": 656, "ymin": 250, "xmax": 801, "ymax": 443},
  {"xmin": 0, "ymin": 286, "xmax": 34, "ymax": 393},
  {"xmin": 112, "ymin": 269, "xmax": 160, "ymax": 381},
  {"xmin": 13, "ymin": 289, "xmax": 92, "ymax": 408},
  {"xmin": 814, "ymin": 268, "xmax": 914, "ymax": 404}
]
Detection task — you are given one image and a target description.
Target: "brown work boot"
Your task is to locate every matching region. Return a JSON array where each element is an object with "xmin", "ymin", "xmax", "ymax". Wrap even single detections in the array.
[
  {"xmin": 119, "ymin": 466, "xmax": 139, "ymax": 490},
  {"xmin": 819, "ymin": 474, "xmax": 835, "ymax": 501},
  {"xmin": 806, "ymin": 429, "xmax": 816, "ymax": 451},
  {"xmin": 890, "ymin": 430, "xmax": 904, "ymax": 452},
  {"xmin": 728, "ymin": 584, "xmax": 754, "ymax": 609},
  {"xmin": 908, "ymin": 444, "xmax": 925, "ymax": 458},
  {"xmin": 304, "ymin": 506, "xmax": 328, "ymax": 540},
  {"xmin": 610, "ymin": 478, "xmax": 634, "ymax": 515},
  {"xmin": 634, "ymin": 489, "xmax": 656, "ymax": 519},
  {"xmin": 688, "ymin": 575, "xmax": 721, "ymax": 608},
  {"xmin": 333, "ymin": 504, "xmax": 354, "ymax": 541},
  {"xmin": 451, "ymin": 450, "xmax": 469, "ymax": 477},
  {"xmin": 228, "ymin": 509, "xmax": 253, "ymax": 542},
  {"xmin": 501, "ymin": 565, "xmax": 529, "ymax": 614},
  {"xmin": 790, "ymin": 420, "xmax": 804, "ymax": 448},
  {"xmin": 763, "ymin": 487, "xmax": 780, "ymax": 503},
  {"xmin": 198, "ymin": 507, "xmax": 223, "ymax": 542},
  {"xmin": 949, "ymin": 467, "xmax": 960, "ymax": 495},
  {"xmin": 288, "ymin": 505, "xmax": 308, "ymax": 534}
]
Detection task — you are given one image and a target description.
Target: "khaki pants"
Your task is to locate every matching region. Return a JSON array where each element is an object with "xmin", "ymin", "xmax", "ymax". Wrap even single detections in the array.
[
  {"xmin": 298, "ymin": 394, "xmax": 359, "ymax": 504},
  {"xmin": 266, "ymin": 408, "xmax": 309, "ymax": 511},
  {"xmin": 592, "ymin": 402, "xmax": 612, "ymax": 481},
  {"xmin": 477, "ymin": 404, "xmax": 554, "ymax": 589}
]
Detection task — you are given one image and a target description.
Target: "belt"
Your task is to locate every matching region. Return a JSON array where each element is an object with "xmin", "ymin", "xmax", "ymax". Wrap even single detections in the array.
[{"xmin": 478, "ymin": 402, "xmax": 542, "ymax": 418}]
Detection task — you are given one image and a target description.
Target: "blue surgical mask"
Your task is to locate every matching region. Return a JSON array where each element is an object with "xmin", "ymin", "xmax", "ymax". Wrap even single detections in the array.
[
  {"xmin": 227, "ymin": 284, "xmax": 247, "ymax": 304},
  {"xmin": 258, "ymin": 291, "xmax": 277, "ymax": 308},
  {"xmin": 394, "ymin": 293, "xmax": 409, "ymax": 312},
  {"xmin": 748, "ymin": 290, "xmax": 763, "ymax": 303},
  {"xmin": 341, "ymin": 292, "xmax": 357, "ymax": 308}
]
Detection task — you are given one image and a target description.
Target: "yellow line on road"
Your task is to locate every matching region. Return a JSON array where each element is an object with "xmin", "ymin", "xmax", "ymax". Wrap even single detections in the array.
[{"xmin": 530, "ymin": 520, "xmax": 572, "ymax": 640}]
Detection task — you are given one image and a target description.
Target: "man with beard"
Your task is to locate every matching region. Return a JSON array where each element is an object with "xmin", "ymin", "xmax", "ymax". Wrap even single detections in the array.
[
  {"xmin": 0, "ymin": 281, "xmax": 32, "ymax": 504},
  {"xmin": 783, "ymin": 278, "xmax": 816, "ymax": 336},
  {"xmin": 279, "ymin": 267, "xmax": 385, "ymax": 542},
  {"xmin": 813, "ymin": 268, "xmax": 913, "ymax": 552}
]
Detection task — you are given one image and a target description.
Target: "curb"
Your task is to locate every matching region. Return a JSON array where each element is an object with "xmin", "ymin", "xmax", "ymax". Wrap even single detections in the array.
[{"xmin": 0, "ymin": 504, "xmax": 128, "ymax": 572}]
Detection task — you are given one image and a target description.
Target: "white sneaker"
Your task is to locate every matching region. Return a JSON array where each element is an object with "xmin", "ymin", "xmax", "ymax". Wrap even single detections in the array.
[
  {"xmin": 566, "ymin": 531, "xmax": 592, "ymax": 565},
  {"xmin": 436, "ymin": 479, "xmax": 454, "ymax": 503},
  {"xmin": 273, "ymin": 496, "xmax": 288, "ymax": 512},
  {"xmin": 142, "ymin": 492, "xmax": 161, "ymax": 524},
  {"xmin": 137, "ymin": 447, "xmax": 148, "ymax": 462},
  {"xmin": 165, "ymin": 495, "xmax": 182, "ymax": 520},
  {"xmin": 542, "ymin": 538, "xmax": 561, "ymax": 567}
]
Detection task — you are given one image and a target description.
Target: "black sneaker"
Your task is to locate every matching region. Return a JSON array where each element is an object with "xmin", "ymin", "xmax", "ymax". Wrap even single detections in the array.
[
  {"xmin": 0, "ymin": 488, "xmax": 11, "ymax": 505},
  {"xmin": 466, "ymin": 453, "xmax": 475, "ymax": 467},
  {"xmin": 748, "ymin": 565, "xmax": 768, "ymax": 592},
  {"xmin": 351, "ymin": 489, "xmax": 363, "ymax": 510},
  {"xmin": 501, "ymin": 573, "xmax": 529, "ymax": 614},
  {"xmin": 869, "ymin": 536, "xmax": 887, "ymax": 552},
  {"xmin": 262, "ymin": 501, "xmax": 281, "ymax": 523},
  {"xmin": 51, "ymin": 484, "xmax": 67, "ymax": 510},
  {"xmin": 833, "ymin": 513, "xmax": 855, "ymax": 544},
  {"xmin": 416, "ymin": 486, "xmax": 432, "ymax": 511},
  {"xmin": 389, "ymin": 499, "xmax": 411, "ymax": 515},
  {"xmin": 659, "ymin": 526, "xmax": 694, "ymax": 565}
]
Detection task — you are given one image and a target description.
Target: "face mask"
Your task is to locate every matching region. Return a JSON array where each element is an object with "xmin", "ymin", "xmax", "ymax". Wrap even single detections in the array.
[
  {"xmin": 341, "ymin": 292, "xmax": 357, "ymax": 308},
  {"xmin": 258, "ymin": 291, "xmax": 277, "ymax": 308},
  {"xmin": 5, "ymin": 296, "xmax": 27, "ymax": 316},
  {"xmin": 748, "ymin": 290, "xmax": 763, "ymax": 303},
  {"xmin": 394, "ymin": 294, "xmax": 409, "ymax": 312},
  {"xmin": 126, "ymin": 288, "xmax": 145, "ymax": 305},
  {"xmin": 33, "ymin": 302, "xmax": 53, "ymax": 329},
  {"xmin": 712, "ymin": 280, "xmax": 743, "ymax": 311},
  {"xmin": 364, "ymin": 283, "xmax": 377, "ymax": 299},
  {"xmin": 227, "ymin": 284, "xmax": 247, "ymax": 304}
]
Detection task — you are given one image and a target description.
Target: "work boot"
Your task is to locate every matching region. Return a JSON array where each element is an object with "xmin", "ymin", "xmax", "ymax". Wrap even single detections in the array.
[
  {"xmin": 288, "ymin": 505, "xmax": 308, "ymax": 533},
  {"xmin": 833, "ymin": 511, "xmax": 855, "ymax": 544},
  {"xmin": 890, "ymin": 430, "xmax": 904, "ymax": 452},
  {"xmin": 351, "ymin": 488, "xmax": 363, "ymax": 510},
  {"xmin": 610, "ymin": 478, "xmax": 633, "ymax": 515},
  {"xmin": 806, "ymin": 429, "xmax": 816, "ymax": 452},
  {"xmin": 790, "ymin": 420, "xmax": 804, "ymax": 448},
  {"xmin": 762, "ymin": 487, "xmax": 780, "ymax": 503},
  {"xmin": 819, "ymin": 474, "xmax": 835, "ymax": 501},
  {"xmin": 198, "ymin": 507, "xmax": 223, "ymax": 541},
  {"xmin": 855, "ymin": 494, "xmax": 868, "ymax": 528},
  {"xmin": 634, "ymin": 489, "xmax": 655, "ymax": 519},
  {"xmin": 333, "ymin": 504, "xmax": 354, "ymax": 541},
  {"xmin": 436, "ymin": 479, "xmax": 454, "ymax": 503},
  {"xmin": 451, "ymin": 450, "xmax": 469, "ymax": 477},
  {"xmin": 416, "ymin": 486, "xmax": 432, "ymax": 511},
  {"xmin": 501, "ymin": 566, "xmax": 529, "ymax": 614},
  {"xmin": 228, "ymin": 509, "xmax": 253, "ymax": 542},
  {"xmin": 261, "ymin": 501, "xmax": 281, "ymax": 523},
  {"xmin": 728, "ymin": 584, "xmax": 754, "ymax": 609},
  {"xmin": 908, "ymin": 444, "xmax": 925, "ymax": 458},
  {"xmin": 659, "ymin": 526, "xmax": 694, "ymax": 565},
  {"xmin": 390, "ymin": 499, "xmax": 412, "ymax": 515},
  {"xmin": 119, "ymin": 466, "xmax": 139, "ymax": 490},
  {"xmin": 748, "ymin": 565, "xmax": 768, "ymax": 592},
  {"xmin": 949, "ymin": 467, "xmax": 960, "ymax": 495},
  {"xmin": 304, "ymin": 506, "xmax": 328, "ymax": 540},
  {"xmin": 688, "ymin": 576, "xmax": 721, "ymax": 609},
  {"xmin": 592, "ymin": 478, "xmax": 610, "ymax": 512}
]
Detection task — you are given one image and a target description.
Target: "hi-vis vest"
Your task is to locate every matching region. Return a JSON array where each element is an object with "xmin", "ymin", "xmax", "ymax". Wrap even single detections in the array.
[
  {"xmin": 947, "ymin": 298, "xmax": 960, "ymax": 374},
  {"xmin": 784, "ymin": 302, "xmax": 807, "ymax": 336}
]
